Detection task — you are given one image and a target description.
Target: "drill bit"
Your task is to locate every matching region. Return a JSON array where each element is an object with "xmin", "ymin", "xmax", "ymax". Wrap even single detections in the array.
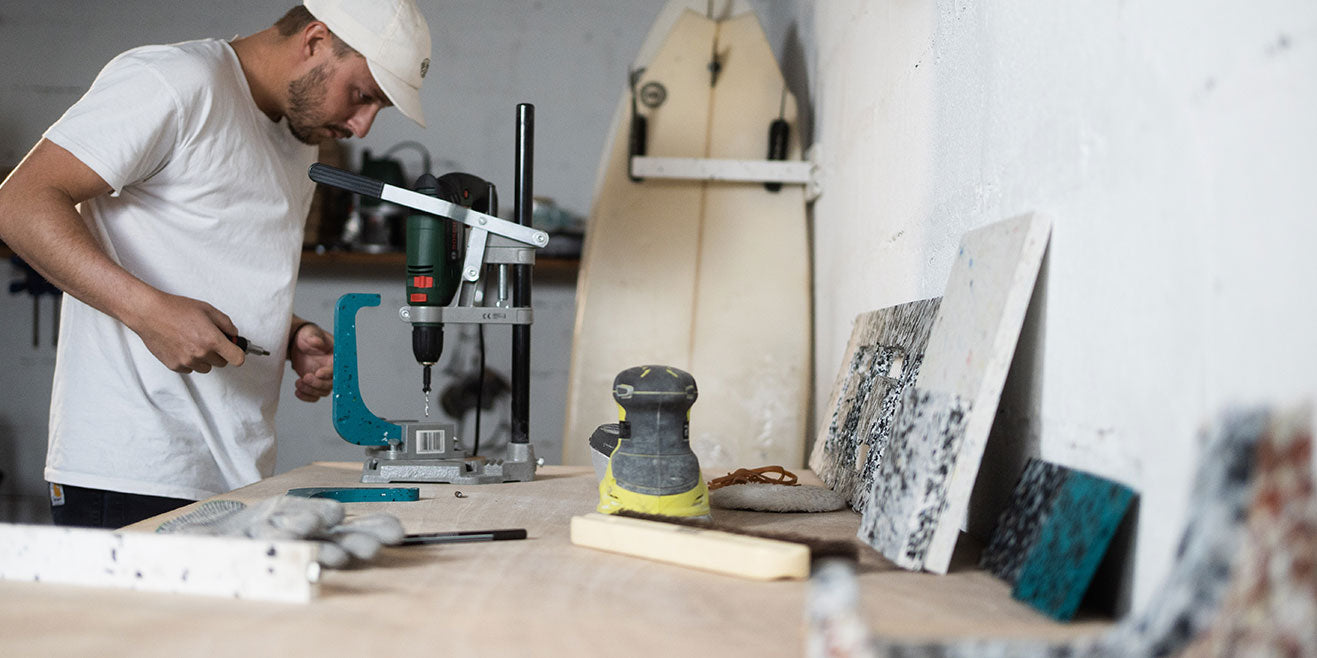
[{"xmin": 422, "ymin": 364, "xmax": 432, "ymax": 417}]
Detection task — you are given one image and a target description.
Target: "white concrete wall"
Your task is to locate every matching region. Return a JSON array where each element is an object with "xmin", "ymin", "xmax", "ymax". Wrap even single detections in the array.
[
  {"xmin": 809, "ymin": 0, "xmax": 1317, "ymax": 612},
  {"xmin": 0, "ymin": 292, "xmax": 57, "ymax": 523}
]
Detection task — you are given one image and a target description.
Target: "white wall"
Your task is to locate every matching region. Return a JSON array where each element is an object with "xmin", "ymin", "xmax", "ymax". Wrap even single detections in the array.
[{"xmin": 809, "ymin": 0, "xmax": 1317, "ymax": 613}]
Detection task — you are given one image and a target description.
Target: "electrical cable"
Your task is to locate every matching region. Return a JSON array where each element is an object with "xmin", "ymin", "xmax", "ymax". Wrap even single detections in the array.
[
  {"xmin": 473, "ymin": 320, "xmax": 486, "ymax": 456},
  {"xmin": 382, "ymin": 141, "xmax": 432, "ymax": 178}
]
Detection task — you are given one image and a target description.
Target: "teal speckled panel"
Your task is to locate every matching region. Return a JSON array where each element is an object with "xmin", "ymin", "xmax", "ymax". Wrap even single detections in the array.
[{"xmin": 1012, "ymin": 471, "xmax": 1134, "ymax": 621}]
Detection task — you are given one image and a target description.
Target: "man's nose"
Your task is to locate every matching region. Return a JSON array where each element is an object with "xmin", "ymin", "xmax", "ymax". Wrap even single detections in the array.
[{"xmin": 347, "ymin": 105, "xmax": 381, "ymax": 138}]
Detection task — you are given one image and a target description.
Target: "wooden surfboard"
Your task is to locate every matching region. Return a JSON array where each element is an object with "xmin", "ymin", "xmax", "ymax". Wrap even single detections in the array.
[{"xmin": 563, "ymin": 1, "xmax": 811, "ymax": 470}]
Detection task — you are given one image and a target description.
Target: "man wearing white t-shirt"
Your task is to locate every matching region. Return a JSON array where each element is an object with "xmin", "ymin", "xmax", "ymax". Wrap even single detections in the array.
[{"xmin": 0, "ymin": 0, "xmax": 433, "ymax": 527}]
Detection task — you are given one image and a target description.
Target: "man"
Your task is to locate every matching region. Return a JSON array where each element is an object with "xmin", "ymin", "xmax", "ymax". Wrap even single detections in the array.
[{"xmin": 0, "ymin": 0, "xmax": 432, "ymax": 528}]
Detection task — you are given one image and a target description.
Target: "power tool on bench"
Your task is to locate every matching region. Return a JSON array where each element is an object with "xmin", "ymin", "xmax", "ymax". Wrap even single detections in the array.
[
  {"xmin": 308, "ymin": 104, "xmax": 548, "ymax": 484},
  {"xmin": 595, "ymin": 365, "xmax": 711, "ymax": 519}
]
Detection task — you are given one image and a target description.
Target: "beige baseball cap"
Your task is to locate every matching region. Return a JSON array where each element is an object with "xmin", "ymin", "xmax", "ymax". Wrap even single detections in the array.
[{"xmin": 303, "ymin": 0, "xmax": 432, "ymax": 128}]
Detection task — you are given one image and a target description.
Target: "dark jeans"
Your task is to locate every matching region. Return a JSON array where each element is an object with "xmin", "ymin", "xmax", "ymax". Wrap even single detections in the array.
[{"xmin": 49, "ymin": 483, "xmax": 193, "ymax": 529}]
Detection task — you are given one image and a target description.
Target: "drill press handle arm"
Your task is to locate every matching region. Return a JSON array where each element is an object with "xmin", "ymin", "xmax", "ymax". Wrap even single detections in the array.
[{"xmin": 308, "ymin": 163, "xmax": 549, "ymax": 249}]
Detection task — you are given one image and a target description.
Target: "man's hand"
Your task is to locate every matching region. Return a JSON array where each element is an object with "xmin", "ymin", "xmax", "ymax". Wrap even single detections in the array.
[
  {"xmin": 125, "ymin": 290, "xmax": 246, "ymax": 374},
  {"xmin": 290, "ymin": 322, "xmax": 333, "ymax": 402}
]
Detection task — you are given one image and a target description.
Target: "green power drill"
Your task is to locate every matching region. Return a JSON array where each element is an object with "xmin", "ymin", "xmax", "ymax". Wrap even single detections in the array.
[
  {"xmin": 404, "ymin": 173, "xmax": 497, "ymax": 412},
  {"xmin": 596, "ymin": 365, "xmax": 710, "ymax": 519}
]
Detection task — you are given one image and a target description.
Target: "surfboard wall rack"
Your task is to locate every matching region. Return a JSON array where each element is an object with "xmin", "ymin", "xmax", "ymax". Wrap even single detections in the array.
[{"xmin": 628, "ymin": 144, "xmax": 822, "ymax": 202}]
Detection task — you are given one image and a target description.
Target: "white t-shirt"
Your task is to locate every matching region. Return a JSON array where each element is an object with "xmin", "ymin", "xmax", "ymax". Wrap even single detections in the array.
[{"xmin": 43, "ymin": 39, "xmax": 317, "ymax": 500}]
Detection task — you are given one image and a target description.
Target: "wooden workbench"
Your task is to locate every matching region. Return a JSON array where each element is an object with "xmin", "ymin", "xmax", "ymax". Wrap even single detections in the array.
[{"xmin": 0, "ymin": 464, "xmax": 1107, "ymax": 656}]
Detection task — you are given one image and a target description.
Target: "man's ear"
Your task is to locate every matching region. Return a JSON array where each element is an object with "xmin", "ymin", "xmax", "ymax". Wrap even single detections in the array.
[{"xmin": 297, "ymin": 20, "xmax": 334, "ymax": 61}]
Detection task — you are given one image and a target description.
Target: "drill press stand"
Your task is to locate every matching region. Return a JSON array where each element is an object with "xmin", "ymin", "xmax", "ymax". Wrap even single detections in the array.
[{"xmin": 317, "ymin": 104, "xmax": 544, "ymax": 485}]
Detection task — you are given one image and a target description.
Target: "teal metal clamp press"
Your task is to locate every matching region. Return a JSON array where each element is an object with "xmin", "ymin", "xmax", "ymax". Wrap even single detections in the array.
[
  {"xmin": 286, "ymin": 487, "xmax": 420, "ymax": 502},
  {"xmin": 333, "ymin": 293, "xmax": 402, "ymax": 447},
  {"xmin": 285, "ymin": 489, "xmax": 418, "ymax": 502}
]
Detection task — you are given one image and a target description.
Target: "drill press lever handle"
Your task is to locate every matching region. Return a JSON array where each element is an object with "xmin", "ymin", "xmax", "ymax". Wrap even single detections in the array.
[
  {"xmin": 307, "ymin": 162, "xmax": 385, "ymax": 199},
  {"xmin": 308, "ymin": 163, "xmax": 549, "ymax": 249}
]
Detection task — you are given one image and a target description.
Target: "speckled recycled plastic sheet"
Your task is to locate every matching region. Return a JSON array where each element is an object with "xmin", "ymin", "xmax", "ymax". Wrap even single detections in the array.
[
  {"xmin": 858, "ymin": 386, "xmax": 973, "ymax": 570},
  {"xmin": 1182, "ymin": 405, "xmax": 1316, "ymax": 657},
  {"xmin": 859, "ymin": 213, "xmax": 1051, "ymax": 574},
  {"xmin": 978, "ymin": 459, "xmax": 1135, "ymax": 621},
  {"xmin": 813, "ymin": 406, "xmax": 1278, "ymax": 658},
  {"xmin": 809, "ymin": 299, "xmax": 941, "ymax": 513}
]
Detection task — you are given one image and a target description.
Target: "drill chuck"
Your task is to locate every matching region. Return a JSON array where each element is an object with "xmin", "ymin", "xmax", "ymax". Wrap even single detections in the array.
[{"xmin": 411, "ymin": 324, "xmax": 444, "ymax": 365}]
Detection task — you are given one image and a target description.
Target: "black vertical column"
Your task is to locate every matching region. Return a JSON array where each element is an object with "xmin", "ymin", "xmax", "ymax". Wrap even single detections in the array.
[{"xmin": 511, "ymin": 103, "xmax": 534, "ymax": 445}]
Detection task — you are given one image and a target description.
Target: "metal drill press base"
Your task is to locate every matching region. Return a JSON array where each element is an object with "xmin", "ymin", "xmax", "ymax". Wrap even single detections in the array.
[{"xmin": 359, "ymin": 425, "xmax": 537, "ymax": 484}]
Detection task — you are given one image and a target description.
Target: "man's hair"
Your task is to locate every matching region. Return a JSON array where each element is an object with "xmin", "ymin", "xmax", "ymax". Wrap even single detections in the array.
[{"xmin": 275, "ymin": 6, "xmax": 358, "ymax": 57}]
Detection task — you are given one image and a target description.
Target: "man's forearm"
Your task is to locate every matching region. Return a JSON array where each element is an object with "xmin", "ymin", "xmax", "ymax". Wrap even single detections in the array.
[
  {"xmin": 0, "ymin": 140, "xmax": 246, "ymax": 373},
  {"xmin": 0, "ymin": 142, "xmax": 159, "ymax": 331}
]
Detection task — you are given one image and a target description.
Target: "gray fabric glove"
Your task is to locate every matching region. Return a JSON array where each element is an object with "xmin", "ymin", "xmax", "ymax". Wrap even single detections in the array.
[{"xmin": 156, "ymin": 496, "xmax": 406, "ymax": 568}]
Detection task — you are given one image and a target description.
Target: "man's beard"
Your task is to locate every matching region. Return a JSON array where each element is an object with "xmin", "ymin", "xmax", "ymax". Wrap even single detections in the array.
[{"xmin": 286, "ymin": 63, "xmax": 337, "ymax": 145}]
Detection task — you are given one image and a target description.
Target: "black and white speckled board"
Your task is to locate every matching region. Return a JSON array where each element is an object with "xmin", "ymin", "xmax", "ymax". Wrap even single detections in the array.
[
  {"xmin": 808, "ymin": 299, "xmax": 941, "ymax": 512},
  {"xmin": 978, "ymin": 458, "xmax": 1067, "ymax": 584},
  {"xmin": 860, "ymin": 213, "xmax": 1051, "ymax": 574}
]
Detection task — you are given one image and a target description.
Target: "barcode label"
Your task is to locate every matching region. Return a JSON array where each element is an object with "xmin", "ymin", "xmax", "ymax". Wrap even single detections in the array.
[{"xmin": 415, "ymin": 429, "xmax": 447, "ymax": 454}]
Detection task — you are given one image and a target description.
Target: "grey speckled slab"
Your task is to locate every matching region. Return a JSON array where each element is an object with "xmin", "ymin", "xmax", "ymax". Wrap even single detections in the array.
[
  {"xmin": 860, "ymin": 213, "xmax": 1051, "ymax": 574},
  {"xmin": 808, "ymin": 299, "xmax": 941, "ymax": 513},
  {"xmin": 859, "ymin": 387, "xmax": 972, "ymax": 569}
]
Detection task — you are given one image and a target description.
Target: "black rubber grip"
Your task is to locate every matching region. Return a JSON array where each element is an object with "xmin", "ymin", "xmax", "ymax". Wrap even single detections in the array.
[
  {"xmin": 308, "ymin": 163, "xmax": 386, "ymax": 200},
  {"xmin": 767, "ymin": 118, "xmax": 789, "ymax": 161},
  {"xmin": 765, "ymin": 118, "xmax": 790, "ymax": 193},
  {"xmin": 627, "ymin": 115, "xmax": 648, "ymax": 182},
  {"xmin": 399, "ymin": 528, "xmax": 528, "ymax": 545}
]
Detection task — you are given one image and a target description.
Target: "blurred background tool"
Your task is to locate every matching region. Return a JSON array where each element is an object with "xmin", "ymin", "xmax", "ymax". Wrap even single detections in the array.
[
  {"xmin": 339, "ymin": 142, "xmax": 432, "ymax": 253},
  {"xmin": 7, "ymin": 256, "xmax": 60, "ymax": 348},
  {"xmin": 596, "ymin": 365, "xmax": 710, "ymax": 519}
]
